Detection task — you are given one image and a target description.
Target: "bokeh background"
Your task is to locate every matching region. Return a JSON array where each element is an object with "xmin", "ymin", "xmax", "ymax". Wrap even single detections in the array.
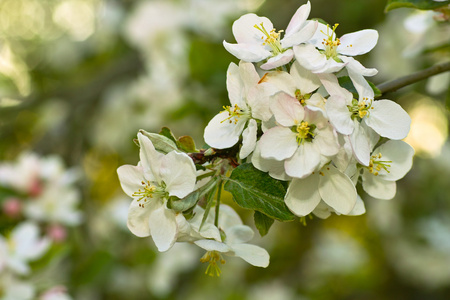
[{"xmin": 0, "ymin": 0, "xmax": 449, "ymax": 299}]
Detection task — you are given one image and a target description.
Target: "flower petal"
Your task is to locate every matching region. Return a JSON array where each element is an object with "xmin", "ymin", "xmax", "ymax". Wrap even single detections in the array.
[
  {"xmin": 223, "ymin": 42, "xmax": 272, "ymax": 62},
  {"xmin": 251, "ymin": 142, "xmax": 291, "ymax": 181},
  {"xmin": 290, "ymin": 61, "xmax": 321, "ymax": 94},
  {"xmin": 231, "ymin": 243, "xmax": 270, "ymax": 267},
  {"xmin": 285, "ymin": 1, "xmax": 311, "ymax": 37},
  {"xmin": 117, "ymin": 165, "xmax": 144, "ymax": 197},
  {"xmin": 160, "ymin": 151, "xmax": 196, "ymax": 198},
  {"xmin": 204, "ymin": 111, "xmax": 247, "ymax": 149},
  {"xmin": 240, "ymin": 119, "xmax": 258, "ymax": 159},
  {"xmin": 148, "ymin": 201, "xmax": 178, "ymax": 252},
  {"xmin": 285, "ymin": 175, "xmax": 321, "ymax": 216},
  {"xmin": 365, "ymin": 100, "xmax": 411, "ymax": 140},
  {"xmin": 325, "ymin": 95, "xmax": 354, "ymax": 135},
  {"xmin": 285, "ymin": 142, "xmax": 320, "ymax": 178},
  {"xmin": 138, "ymin": 133, "xmax": 163, "ymax": 183},
  {"xmin": 259, "ymin": 127, "xmax": 298, "ymax": 160},
  {"xmin": 260, "ymin": 49, "xmax": 294, "ymax": 70},
  {"xmin": 282, "ymin": 20, "xmax": 318, "ymax": 48},
  {"xmin": 338, "ymin": 29, "xmax": 378, "ymax": 56},
  {"xmin": 194, "ymin": 239, "xmax": 231, "ymax": 253},
  {"xmin": 270, "ymin": 92, "xmax": 304, "ymax": 127},
  {"xmin": 226, "ymin": 225, "xmax": 254, "ymax": 244},
  {"xmin": 362, "ymin": 171, "xmax": 397, "ymax": 200},
  {"xmin": 373, "ymin": 140, "xmax": 414, "ymax": 181},
  {"xmin": 318, "ymin": 165, "xmax": 356, "ymax": 214},
  {"xmin": 127, "ymin": 199, "xmax": 152, "ymax": 237},
  {"xmin": 232, "ymin": 13, "xmax": 273, "ymax": 45},
  {"xmin": 348, "ymin": 121, "xmax": 371, "ymax": 166}
]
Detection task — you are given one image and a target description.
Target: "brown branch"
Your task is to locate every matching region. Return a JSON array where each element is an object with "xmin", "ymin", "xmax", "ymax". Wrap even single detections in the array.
[{"xmin": 377, "ymin": 61, "xmax": 450, "ymax": 95}]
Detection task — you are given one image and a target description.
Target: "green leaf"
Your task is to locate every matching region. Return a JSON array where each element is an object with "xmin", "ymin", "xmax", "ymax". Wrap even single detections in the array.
[
  {"xmin": 178, "ymin": 135, "xmax": 197, "ymax": 153},
  {"xmin": 385, "ymin": 0, "xmax": 449, "ymax": 12},
  {"xmin": 158, "ymin": 127, "xmax": 178, "ymax": 145},
  {"xmin": 338, "ymin": 76, "xmax": 382, "ymax": 98},
  {"xmin": 139, "ymin": 129, "xmax": 178, "ymax": 154},
  {"xmin": 254, "ymin": 211, "xmax": 275, "ymax": 237},
  {"xmin": 223, "ymin": 163, "xmax": 295, "ymax": 221}
]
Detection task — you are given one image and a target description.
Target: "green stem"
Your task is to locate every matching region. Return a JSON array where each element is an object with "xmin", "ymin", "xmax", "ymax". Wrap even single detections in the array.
[{"xmin": 214, "ymin": 180, "xmax": 223, "ymax": 227}]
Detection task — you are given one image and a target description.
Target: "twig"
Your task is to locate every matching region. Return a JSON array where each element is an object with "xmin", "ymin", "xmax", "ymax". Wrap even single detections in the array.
[{"xmin": 377, "ymin": 61, "xmax": 450, "ymax": 95}]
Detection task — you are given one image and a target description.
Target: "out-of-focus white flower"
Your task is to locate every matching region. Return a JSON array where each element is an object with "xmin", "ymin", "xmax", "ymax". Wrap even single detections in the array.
[
  {"xmin": 0, "ymin": 274, "xmax": 35, "ymax": 300},
  {"xmin": 0, "ymin": 222, "xmax": 51, "ymax": 275},
  {"xmin": 39, "ymin": 286, "xmax": 72, "ymax": 300},
  {"xmin": 117, "ymin": 133, "xmax": 197, "ymax": 252},
  {"xmin": 223, "ymin": 1, "xmax": 317, "ymax": 70}
]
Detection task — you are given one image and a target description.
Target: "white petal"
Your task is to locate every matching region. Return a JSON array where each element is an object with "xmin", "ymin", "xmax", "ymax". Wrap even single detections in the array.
[
  {"xmin": 223, "ymin": 42, "xmax": 271, "ymax": 62},
  {"xmin": 204, "ymin": 111, "xmax": 247, "ymax": 149},
  {"xmin": 138, "ymin": 133, "xmax": 163, "ymax": 183},
  {"xmin": 285, "ymin": 142, "xmax": 320, "ymax": 178},
  {"xmin": 148, "ymin": 201, "xmax": 178, "ymax": 252},
  {"xmin": 313, "ymin": 125, "xmax": 340, "ymax": 157},
  {"xmin": 260, "ymin": 50, "xmax": 294, "ymax": 70},
  {"xmin": 282, "ymin": 20, "xmax": 318, "ymax": 48},
  {"xmin": 226, "ymin": 225, "xmax": 254, "ymax": 244},
  {"xmin": 251, "ymin": 142, "xmax": 291, "ymax": 181},
  {"xmin": 365, "ymin": 100, "xmax": 411, "ymax": 140},
  {"xmin": 218, "ymin": 204, "xmax": 244, "ymax": 229},
  {"xmin": 340, "ymin": 56, "xmax": 375, "ymax": 99},
  {"xmin": 117, "ymin": 165, "xmax": 144, "ymax": 197},
  {"xmin": 285, "ymin": 175, "xmax": 321, "ymax": 216},
  {"xmin": 325, "ymin": 95, "xmax": 354, "ymax": 135},
  {"xmin": 285, "ymin": 1, "xmax": 311, "ymax": 37},
  {"xmin": 231, "ymin": 243, "xmax": 270, "ymax": 267},
  {"xmin": 347, "ymin": 195, "xmax": 366, "ymax": 216},
  {"xmin": 317, "ymin": 73, "xmax": 353, "ymax": 100},
  {"xmin": 259, "ymin": 126, "xmax": 298, "ymax": 160},
  {"xmin": 348, "ymin": 122, "xmax": 371, "ymax": 166},
  {"xmin": 338, "ymin": 29, "xmax": 378, "ymax": 56},
  {"xmin": 194, "ymin": 239, "xmax": 231, "ymax": 253},
  {"xmin": 262, "ymin": 70, "xmax": 297, "ymax": 95},
  {"xmin": 341, "ymin": 56, "xmax": 378, "ymax": 77},
  {"xmin": 160, "ymin": 151, "xmax": 196, "ymax": 198},
  {"xmin": 293, "ymin": 44, "xmax": 328, "ymax": 72},
  {"xmin": 373, "ymin": 140, "xmax": 414, "ymax": 181},
  {"xmin": 270, "ymin": 92, "xmax": 304, "ymax": 127},
  {"xmin": 247, "ymin": 83, "xmax": 279, "ymax": 121},
  {"xmin": 318, "ymin": 165, "xmax": 356, "ymax": 214},
  {"xmin": 127, "ymin": 200, "xmax": 152, "ymax": 237},
  {"xmin": 240, "ymin": 119, "xmax": 258, "ymax": 159},
  {"xmin": 290, "ymin": 61, "xmax": 321, "ymax": 94},
  {"xmin": 308, "ymin": 22, "xmax": 332, "ymax": 49},
  {"xmin": 362, "ymin": 171, "xmax": 397, "ymax": 200},
  {"xmin": 226, "ymin": 62, "xmax": 244, "ymax": 107},
  {"xmin": 232, "ymin": 13, "xmax": 273, "ymax": 45},
  {"xmin": 239, "ymin": 61, "xmax": 260, "ymax": 94}
]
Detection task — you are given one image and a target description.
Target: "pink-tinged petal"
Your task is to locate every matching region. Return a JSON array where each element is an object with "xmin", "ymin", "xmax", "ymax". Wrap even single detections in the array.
[
  {"xmin": 117, "ymin": 165, "xmax": 144, "ymax": 197},
  {"xmin": 259, "ymin": 127, "xmax": 298, "ymax": 160},
  {"xmin": 285, "ymin": 142, "xmax": 320, "ymax": 178},
  {"xmin": 127, "ymin": 199, "xmax": 152, "ymax": 237},
  {"xmin": 232, "ymin": 13, "xmax": 273, "ymax": 45},
  {"xmin": 160, "ymin": 151, "xmax": 196, "ymax": 198},
  {"xmin": 138, "ymin": 133, "xmax": 163, "ymax": 183},
  {"xmin": 223, "ymin": 41, "xmax": 271, "ymax": 62},
  {"xmin": 282, "ymin": 20, "xmax": 318, "ymax": 48},
  {"xmin": 348, "ymin": 122, "xmax": 371, "ymax": 166},
  {"xmin": 270, "ymin": 92, "xmax": 304, "ymax": 126},
  {"xmin": 285, "ymin": 175, "xmax": 321, "ymax": 216},
  {"xmin": 239, "ymin": 61, "xmax": 260, "ymax": 94},
  {"xmin": 373, "ymin": 140, "xmax": 414, "ymax": 181},
  {"xmin": 148, "ymin": 201, "xmax": 178, "ymax": 252},
  {"xmin": 204, "ymin": 111, "xmax": 247, "ymax": 149},
  {"xmin": 231, "ymin": 243, "xmax": 270, "ymax": 267},
  {"xmin": 240, "ymin": 119, "xmax": 258, "ymax": 159},
  {"xmin": 226, "ymin": 225, "xmax": 254, "ymax": 244},
  {"xmin": 319, "ymin": 165, "xmax": 356, "ymax": 214},
  {"xmin": 338, "ymin": 29, "xmax": 378, "ymax": 56},
  {"xmin": 226, "ymin": 62, "xmax": 244, "ymax": 107},
  {"xmin": 260, "ymin": 50, "xmax": 294, "ymax": 70},
  {"xmin": 194, "ymin": 240, "xmax": 231, "ymax": 253},
  {"xmin": 362, "ymin": 171, "xmax": 397, "ymax": 200},
  {"xmin": 326, "ymin": 95, "xmax": 354, "ymax": 135},
  {"xmin": 317, "ymin": 73, "xmax": 353, "ymax": 100},
  {"xmin": 313, "ymin": 125, "xmax": 340, "ymax": 157},
  {"xmin": 290, "ymin": 61, "xmax": 321, "ymax": 94},
  {"xmin": 285, "ymin": 1, "xmax": 311, "ymax": 37},
  {"xmin": 251, "ymin": 142, "xmax": 291, "ymax": 181},
  {"xmin": 365, "ymin": 100, "xmax": 411, "ymax": 140}
]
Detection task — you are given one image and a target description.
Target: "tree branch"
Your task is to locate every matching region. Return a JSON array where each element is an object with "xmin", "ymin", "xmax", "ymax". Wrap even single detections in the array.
[{"xmin": 377, "ymin": 61, "xmax": 450, "ymax": 95}]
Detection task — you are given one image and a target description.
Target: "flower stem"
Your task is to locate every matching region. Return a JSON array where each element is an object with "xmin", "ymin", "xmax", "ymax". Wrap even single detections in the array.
[
  {"xmin": 214, "ymin": 180, "xmax": 223, "ymax": 227},
  {"xmin": 376, "ymin": 61, "xmax": 450, "ymax": 96}
]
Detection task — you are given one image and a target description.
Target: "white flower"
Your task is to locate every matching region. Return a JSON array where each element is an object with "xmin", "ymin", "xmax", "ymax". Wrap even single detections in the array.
[
  {"xmin": 117, "ymin": 133, "xmax": 197, "ymax": 252},
  {"xmin": 204, "ymin": 61, "xmax": 261, "ymax": 158},
  {"xmin": 259, "ymin": 93, "xmax": 340, "ymax": 178},
  {"xmin": 312, "ymin": 195, "xmax": 366, "ymax": 219},
  {"xmin": 0, "ymin": 275, "xmax": 35, "ymax": 300},
  {"xmin": 360, "ymin": 140, "xmax": 414, "ymax": 200},
  {"xmin": 191, "ymin": 205, "xmax": 270, "ymax": 276},
  {"xmin": 284, "ymin": 164, "xmax": 357, "ymax": 216},
  {"xmin": 0, "ymin": 222, "xmax": 51, "ymax": 275},
  {"xmin": 39, "ymin": 286, "xmax": 72, "ymax": 300},
  {"xmin": 223, "ymin": 1, "xmax": 317, "ymax": 70}
]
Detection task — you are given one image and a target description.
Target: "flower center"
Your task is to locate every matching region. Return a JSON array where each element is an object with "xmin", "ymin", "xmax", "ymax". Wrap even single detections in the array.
[
  {"xmin": 254, "ymin": 22, "xmax": 284, "ymax": 55},
  {"xmin": 132, "ymin": 180, "xmax": 167, "ymax": 208},
  {"xmin": 292, "ymin": 121, "xmax": 316, "ymax": 144},
  {"xmin": 295, "ymin": 89, "xmax": 311, "ymax": 106},
  {"xmin": 221, "ymin": 104, "xmax": 250, "ymax": 124},
  {"xmin": 366, "ymin": 153, "xmax": 392, "ymax": 176},
  {"xmin": 348, "ymin": 98, "xmax": 373, "ymax": 120},
  {"xmin": 321, "ymin": 23, "xmax": 341, "ymax": 60},
  {"xmin": 200, "ymin": 250, "xmax": 226, "ymax": 277}
]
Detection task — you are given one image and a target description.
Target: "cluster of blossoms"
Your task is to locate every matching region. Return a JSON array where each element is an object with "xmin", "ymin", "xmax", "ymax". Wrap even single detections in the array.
[
  {"xmin": 117, "ymin": 1, "xmax": 414, "ymax": 275},
  {"xmin": 0, "ymin": 152, "xmax": 80, "ymax": 299}
]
